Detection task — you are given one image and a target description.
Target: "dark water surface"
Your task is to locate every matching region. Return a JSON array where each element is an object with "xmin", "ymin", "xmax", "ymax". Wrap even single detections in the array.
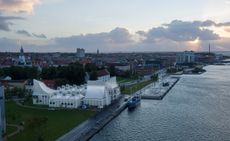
[{"xmin": 91, "ymin": 65, "xmax": 230, "ymax": 141}]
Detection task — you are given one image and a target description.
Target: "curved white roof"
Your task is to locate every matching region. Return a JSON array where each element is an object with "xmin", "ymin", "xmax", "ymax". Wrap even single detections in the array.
[
  {"xmin": 33, "ymin": 79, "xmax": 56, "ymax": 95},
  {"xmin": 85, "ymin": 85, "xmax": 106, "ymax": 99}
]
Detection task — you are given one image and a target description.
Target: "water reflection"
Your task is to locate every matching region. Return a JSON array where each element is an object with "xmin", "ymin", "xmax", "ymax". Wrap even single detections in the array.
[{"xmin": 91, "ymin": 65, "xmax": 230, "ymax": 141}]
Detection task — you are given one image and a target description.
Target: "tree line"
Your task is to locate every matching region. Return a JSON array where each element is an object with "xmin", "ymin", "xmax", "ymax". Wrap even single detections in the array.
[
  {"xmin": 0, "ymin": 66, "xmax": 38, "ymax": 80},
  {"xmin": 41, "ymin": 62, "xmax": 86, "ymax": 86},
  {"xmin": 0, "ymin": 62, "xmax": 127, "ymax": 87}
]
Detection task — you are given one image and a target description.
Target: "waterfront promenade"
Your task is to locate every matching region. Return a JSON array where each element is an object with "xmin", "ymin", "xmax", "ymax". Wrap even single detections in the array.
[
  {"xmin": 58, "ymin": 75, "xmax": 179, "ymax": 141},
  {"xmin": 57, "ymin": 96, "xmax": 127, "ymax": 141}
]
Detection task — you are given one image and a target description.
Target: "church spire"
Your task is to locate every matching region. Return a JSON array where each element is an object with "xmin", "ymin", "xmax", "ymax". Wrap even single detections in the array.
[{"xmin": 20, "ymin": 46, "xmax": 24, "ymax": 54}]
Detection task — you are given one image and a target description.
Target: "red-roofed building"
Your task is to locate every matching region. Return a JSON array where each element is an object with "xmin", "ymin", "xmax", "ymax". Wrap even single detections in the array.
[
  {"xmin": 42, "ymin": 80, "xmax": 56, "ymax": 89},
  {"xmin": 97, "ymin": 69, "xmax": 110, "ymax": 82}
]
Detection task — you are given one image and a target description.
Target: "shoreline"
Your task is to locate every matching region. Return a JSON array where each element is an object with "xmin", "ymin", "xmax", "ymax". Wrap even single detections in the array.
[
  {"xmin": 57, "ymin": 97, "xmax": 128, "ymax": 141},
  {"xmin": 58, "ymin": 76, "xmax": 181, "ymax": 141}
]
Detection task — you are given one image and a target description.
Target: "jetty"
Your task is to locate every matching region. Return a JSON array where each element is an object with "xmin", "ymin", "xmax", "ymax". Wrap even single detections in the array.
[{"xmin": 140, "ymin": 76, "xmax": 180, "ymax": 100}]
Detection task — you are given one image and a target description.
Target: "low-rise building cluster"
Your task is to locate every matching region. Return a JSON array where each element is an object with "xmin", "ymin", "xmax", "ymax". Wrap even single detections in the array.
[{"xmin": 32, "ymin": 77, "xmax": 120, "ymax": 109}]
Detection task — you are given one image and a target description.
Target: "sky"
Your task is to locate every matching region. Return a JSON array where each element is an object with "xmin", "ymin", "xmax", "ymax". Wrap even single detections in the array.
[{"xmin": 1, "ymin": 0, "xmax": 230, "ymax": 53}]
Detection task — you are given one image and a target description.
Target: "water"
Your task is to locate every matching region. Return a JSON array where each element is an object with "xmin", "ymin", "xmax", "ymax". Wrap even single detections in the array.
[{"xmin": 90, "ymin": 65, "xmax": 230, "ymax": 141}]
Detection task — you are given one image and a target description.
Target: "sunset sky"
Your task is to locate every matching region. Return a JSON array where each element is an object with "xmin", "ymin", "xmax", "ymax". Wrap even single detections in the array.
[{"xmin": 1, "ymin": 0, "xmax": 230, "ymax": 52}]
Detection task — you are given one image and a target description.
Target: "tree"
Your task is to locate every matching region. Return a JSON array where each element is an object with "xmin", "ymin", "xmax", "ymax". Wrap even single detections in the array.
[
  {"xmin": 0, "ymin": 69, "xmax": 5, "ymax": 76},
  {"xmin": 41, "ymin": 67, "xmax": 57, "ymax": 80},
  {"xmin": 108, "ymin": 66, "xmax": 116, "ymax": 76},
  {"xmin": 151, "ymin": 74, "xmax": 158, "ymax": 81},
  {"xmin": 40, "ymin": 63, "xmax": 86, "ymax": 85},
  {"xmin": 85, "ymin": 63, "xmax": 97, "ymax": 72},
  {"xmin": 2, "ymin": 66, "xmax": 39, "ymax": 80},
  {"xmin": 90, "ymin": 71, "xmax": 98, "ymax": 80}
]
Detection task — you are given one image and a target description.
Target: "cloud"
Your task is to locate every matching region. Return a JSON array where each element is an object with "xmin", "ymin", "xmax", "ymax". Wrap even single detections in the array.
[
  {"xmin": 0, "ymin": 13, "xmax": 24, "ymax": 31},
  {"xmin": 1, "ymin": 20, "xmax": 230, "ymax": 52},
  {"xmin": 224, "ymin": 28, "xmax": 230, "ymax": 32},
  {"xmin": 15, "ymin": 29, "xmax": 47, "ymax": 39},
  {"xmin": 54, "ymin": 27, "xmax": 134, "ymax": 51},
  {"xmin": 16, "ymin": 30, "xmax": 31, "ymax": 37},
  {"xmin": 216, "ymin": 22, "xmax": 230, "ymax": 27},
  {"xmin": 0, "ymin": 0, "xmax": 40, "ymax": 13},
  {"xmin": 32, "ymin": 33, "xmax": 47, "ymax": 39},
  {"xmin": 141, "ymin": 20, "xmax": 220, "ymax": 42}
]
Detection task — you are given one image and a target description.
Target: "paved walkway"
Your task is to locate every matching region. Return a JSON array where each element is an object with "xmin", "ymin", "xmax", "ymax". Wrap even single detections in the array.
[{"xmin": 7, "ymin": 124, "xmax": 24, "ymax": 138}]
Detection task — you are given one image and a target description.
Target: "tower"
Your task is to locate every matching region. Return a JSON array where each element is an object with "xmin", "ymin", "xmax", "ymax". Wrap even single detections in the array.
[
  {"xmin": 97, "ymin": 49, "xmax": 99, "ymax": 55},
  {"xmin": 18, "ymin": 46, "xmax": 26, "ymax": 65},
  {"xmin": 76, "ymin": 48, "xmax": 85, "ymax": 58},
  {"xmin": 209, "ymin": 43, "xmax": 211, "ymax": 54}
]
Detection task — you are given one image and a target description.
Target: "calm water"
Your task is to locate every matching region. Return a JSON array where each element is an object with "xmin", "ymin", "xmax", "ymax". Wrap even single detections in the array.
[{"xmin": 91, "ymin": 65, "xmax": 230, "ymax": 141}]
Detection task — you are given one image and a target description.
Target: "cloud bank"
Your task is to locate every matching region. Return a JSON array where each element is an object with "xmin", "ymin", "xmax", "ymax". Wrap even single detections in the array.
[{"xmin": 1, "ymin": 20, "xmax": 230, "ymax": 52}]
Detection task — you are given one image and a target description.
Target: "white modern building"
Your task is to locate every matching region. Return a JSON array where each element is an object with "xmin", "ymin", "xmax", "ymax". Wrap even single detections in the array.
[
  {"xmin": 115, "ymin": 64, "xmax": 130, "ymax": 72},
  {"xmin": 84, "ymin": 77, "xmax": 120, "ymax": 108},
  {"xmin": 32, "ymin": 77, "xmax": 120, "ymax": 109},
  {"xmin": 176, "ymin": 51, "xmax": 195, "ymax": 64},
  {"xmin": 0, "ymin": 84, "xmax": 6, "ymax": 141},
  {"xmin": 76, "ymin": 48, "xmax": 85, "ymax": 58},
  {"xmin": 32, "ymin": 80, "xmax": 85, "ymax": 108}
]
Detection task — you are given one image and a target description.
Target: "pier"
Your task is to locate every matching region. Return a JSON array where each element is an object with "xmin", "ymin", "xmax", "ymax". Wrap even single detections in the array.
[{"xmin": 140, "ymin": 76, "xmax": 180, "ymax": 100}]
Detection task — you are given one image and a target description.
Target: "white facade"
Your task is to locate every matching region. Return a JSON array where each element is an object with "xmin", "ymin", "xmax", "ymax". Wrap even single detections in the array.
[
  {"xmin": 32, "ymin": 77, "xmax": 120, "ymax": 109},
  {"xmin": 76, "ymin": 48, "xmax": 85, "ymax": 58},
  {"xmin": 49, "ymin": 94, "xmax": 84, "ymax": 108},
  {"xmin": 32, "ymin": 80, "xmax": 85, "ymax": 108},
  {"xmin": 0, "ymin": 85, "xmax": 6, "ymax": 141},
  {"xmin": 98, "ymin": 75, "xmax": 110, "ymax": 82},
  {"xmin": 32, "ymin": 79, "xmax": 56, "ymax": 105},
  {"xmin": 176, "ymin": 51, "xmax": 195, "ymax": 64},
  {"xmin": 115, "ymin": 65, "xmax": 130, "ymax": 71},
  {"xmin": 84, "ymin": 77, "xmax": 120, "ymax": 108}
]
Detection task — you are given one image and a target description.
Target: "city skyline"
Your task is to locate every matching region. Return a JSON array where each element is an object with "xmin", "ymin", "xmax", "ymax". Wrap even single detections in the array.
[{"xmin": 1, "ymin": 0, "xmax": 230, "ymax": 52}]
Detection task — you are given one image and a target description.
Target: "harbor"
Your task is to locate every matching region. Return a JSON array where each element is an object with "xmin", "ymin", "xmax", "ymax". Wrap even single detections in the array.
[
  {"xmin": 90, "ymin": 65, "xmax": 230, "ymax": 141},
  {"xmin": 58, "ymin": 74, "xmax": 180, "ymax": 141}
]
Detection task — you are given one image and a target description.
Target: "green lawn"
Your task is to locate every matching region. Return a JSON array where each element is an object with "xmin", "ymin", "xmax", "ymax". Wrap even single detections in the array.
[
  {"xmin": 121, "ymin": 80, "xmax": 154, "ymax": 94},
  {"xmin": 6, "ymin": 101, "xmax": 95, "ymax": 141},
  {"xmin": 116, "ymin": 76, "xmax": 138, "ymax": 83}
]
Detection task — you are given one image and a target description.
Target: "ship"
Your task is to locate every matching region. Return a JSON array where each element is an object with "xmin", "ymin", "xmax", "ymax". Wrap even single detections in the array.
[{"xmin": 127, "ymin": 95, "xmax": 141, "ymax": 109}]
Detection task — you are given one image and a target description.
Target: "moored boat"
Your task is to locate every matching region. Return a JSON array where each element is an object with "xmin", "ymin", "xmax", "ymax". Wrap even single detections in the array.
[{"xmin": 127, "ymin": 95, "xmax": 141, "ymax": 109}]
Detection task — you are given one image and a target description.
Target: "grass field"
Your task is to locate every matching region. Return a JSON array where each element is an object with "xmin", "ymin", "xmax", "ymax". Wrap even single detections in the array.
[
  {"xmin": 121, "ymin": 80, "xmax": 154, "ymax": 94},
  {"xmin": 6, "ymin": 101, "xmax": 95, "ymax": 141},
  {"xmin": 6, "ymin": 125, "xmax": 18, "ymax": 135},
  {"xmin": 116, "ymin": 76, "xmax": 138, "ymax": 83}
]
